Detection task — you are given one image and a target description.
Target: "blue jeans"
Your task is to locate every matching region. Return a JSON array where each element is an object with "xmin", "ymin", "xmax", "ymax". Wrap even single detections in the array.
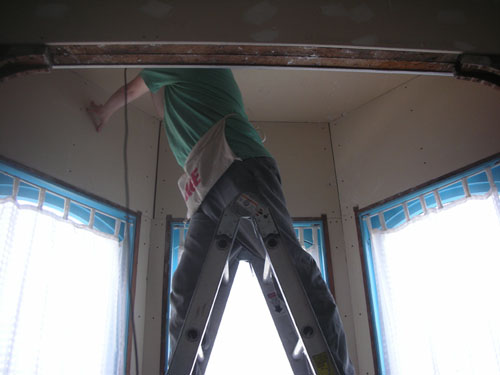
[{"xmin": 169, "ymin": 157, "xmax": 355, "ymax": 375}]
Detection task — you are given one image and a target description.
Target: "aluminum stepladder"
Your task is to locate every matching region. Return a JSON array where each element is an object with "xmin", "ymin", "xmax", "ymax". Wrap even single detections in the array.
[{"xmin": 166, "ymin": 192, "xmax": 340, "ymax": 375}]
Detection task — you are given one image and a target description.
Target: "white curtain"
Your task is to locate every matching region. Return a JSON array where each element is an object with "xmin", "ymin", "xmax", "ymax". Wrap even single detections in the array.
[
  {"xmin": 370, "ymin": 192, "xmax": 500, "ymax": 375},
  {"xmin": 0, "ymin": 199, "xmax": 129, "ymax": 375}
]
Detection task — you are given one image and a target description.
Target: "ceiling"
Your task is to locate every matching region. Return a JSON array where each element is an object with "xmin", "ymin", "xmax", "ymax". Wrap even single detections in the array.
[{"xmin": 74, "ymin": 67, "xmax": 417, "ymax": 124}]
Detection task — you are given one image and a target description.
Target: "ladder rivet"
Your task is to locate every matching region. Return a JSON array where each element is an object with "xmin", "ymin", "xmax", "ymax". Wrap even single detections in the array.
[
  {"xmin": 187, "ymin": 329, "xmax": 199, "ymax": 341},
  {"xmin": 267, "ymin": 237, "xmax": 278, "ymax": 248},
  {"xmin": 302, "ymin": 326, "xmax": 314, "ymax": 338},
  {"xmin": 217, "ymin": 239, "xmax": 228, "ymax": 249}
]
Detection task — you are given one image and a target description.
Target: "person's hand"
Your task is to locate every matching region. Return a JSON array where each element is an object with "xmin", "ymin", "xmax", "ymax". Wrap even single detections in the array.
[
  {"xmin": 86, "ymin": 101, "xmax": 109, "ymax": 132},
  {"xmin": 86, "ymin": 74, "xmax": 149, "ymax": 132}
]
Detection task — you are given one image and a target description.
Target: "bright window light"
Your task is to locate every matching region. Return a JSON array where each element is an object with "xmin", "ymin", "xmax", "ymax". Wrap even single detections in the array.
[
  {"xmin": 205, "ymin": 261, "xmax": 294, "ymax": 375},
  {"xmin": 372, "ymin": 195, "xmax": 500, "ymax": 374},
  {"xmin": 0, "ymin": 161, "xmax": 136, "ymax": 375},
  {"xmin": 360, "ymin": 159, "xmax": 500, "ymax": 375},
  {"xmin": 0, "ymin": 201, "xmax": 128, "ymax": 374}
]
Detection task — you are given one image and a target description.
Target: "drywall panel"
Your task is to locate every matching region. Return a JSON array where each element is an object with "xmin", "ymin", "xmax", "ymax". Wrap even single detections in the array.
[
  {"xmin": 332, "ymin": 76, "xmax": 500, "ymax": 374},
  {"xmin": 142, "ymin": 215, "xmax": 168, "ymax": 375},
  {"xmin": 233, "ymin": 69, "xmax": 415, "ymax": 123},
  {"xmin": 0, "ymin": 70, "xmax": 160, "ymax": 374},
  {"xmin": 78, "ymin": 68, "xmax": 415, "ymax": 127},
  {"xmin": 2, "ymin": 1, "xmax": 500, "ymax": 53},
  {"xmin": 257, "ymin": 121, "xmax": 340, "ymax": 216},
  {"xmin": 152, "ymin": 120, "xmax": 346, "ymax": 217},
  {"xmin": 141, "ymin": 130, "xmax": 182, "ymax": 375},
  {"xmin": 335, "ymin": 76, "xmax": 500, "ymax": 209},
  {"xmin": 144, "ymin": 120, "xmax": 357, "ymax": 374},
  {"xmin": 153, "ymin": 130, "xmax": 187, "ymax": 218}
]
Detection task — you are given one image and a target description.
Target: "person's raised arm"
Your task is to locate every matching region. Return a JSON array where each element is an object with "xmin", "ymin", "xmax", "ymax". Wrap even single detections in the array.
[{"xmin": 87, "ymin": 73, "xmax": 149, "ymax": 132}]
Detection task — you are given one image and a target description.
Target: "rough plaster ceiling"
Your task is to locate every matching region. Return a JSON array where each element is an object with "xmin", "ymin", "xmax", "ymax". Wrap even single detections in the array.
[
  {"xmin": 4, "ymin": 1, "xmax": 500, "ymax": 52},
  {"xmin": 74, "ymin": 68, "xmax": 417, "ymax": 124}
]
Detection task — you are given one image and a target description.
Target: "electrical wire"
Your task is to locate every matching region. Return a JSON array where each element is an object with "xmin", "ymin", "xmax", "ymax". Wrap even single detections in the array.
[
  {"xmin": 152, "ymin": 120, "xmax": 162, "ymax": 219},
  {"xmin": 124, "ymin": 68, "xmax": 140, "ymax": 375}
]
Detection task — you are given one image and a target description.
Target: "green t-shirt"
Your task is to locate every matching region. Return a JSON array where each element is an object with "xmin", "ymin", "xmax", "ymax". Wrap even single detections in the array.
[{"xmin": 140, "ymin": 68, "xmax": 271, "ymax": 167}]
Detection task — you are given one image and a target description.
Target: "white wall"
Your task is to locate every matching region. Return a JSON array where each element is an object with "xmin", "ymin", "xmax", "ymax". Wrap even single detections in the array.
[
  {"xmin": 0, "ymin": 70, "xmax": 160, "ymax": 374},
  {"xmin": 2, "ymin": 1, "xmax": 500, "ymax": 53},
  {"xmin": 143, "ymin": 119, "xmax": 356, "ymax": 374},
  {"xmin": 332, "ymin": 75, "xmax": 500, "ymax": 374}
]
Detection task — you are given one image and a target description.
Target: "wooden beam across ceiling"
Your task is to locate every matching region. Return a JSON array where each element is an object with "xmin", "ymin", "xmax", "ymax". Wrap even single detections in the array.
[{"xmin": 1, "ymin": 43, "xmax": 499, "ymax": 88}]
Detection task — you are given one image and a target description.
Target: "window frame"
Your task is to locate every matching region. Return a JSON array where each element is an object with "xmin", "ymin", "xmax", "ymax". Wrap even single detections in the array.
[
  {"xmin": 0, "ymin": 155, "xmax": 141, "ymax": 374},
  {"xmin": 160, "ymin": 214, "xmax": 335, "ymax": 373},
  {"xmin": 355, "ymin": 152, "xmax": 500, "ymax": 374}
]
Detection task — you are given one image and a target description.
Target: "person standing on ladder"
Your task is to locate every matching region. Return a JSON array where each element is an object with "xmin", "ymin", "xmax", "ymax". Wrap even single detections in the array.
[{"xmin": 88, "ymin": 68, "xmax": 355, "ymax": 375}]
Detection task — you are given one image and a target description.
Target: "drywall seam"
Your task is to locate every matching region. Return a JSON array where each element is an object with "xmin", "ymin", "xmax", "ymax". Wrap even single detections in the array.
[
  {"xmin": 328, "ymin": 121, "xmax": 359, "ymax": 370},
  {"xmin": 330, "ymin": 75, "xmax": 421, "ymax": 124}
]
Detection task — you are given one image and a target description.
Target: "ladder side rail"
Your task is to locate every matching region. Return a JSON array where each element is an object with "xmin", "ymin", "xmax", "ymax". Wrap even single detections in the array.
[
  {"xmin": 167, "ymin": 209, "xmax": 241, "ymax": 375},
  {"xmin": 254, "ymin": 212, "xmax": 340, "ymax": 375},
  {"xmin": 252, "ymin": 253, "xmax": 315, "ymax": 374}
]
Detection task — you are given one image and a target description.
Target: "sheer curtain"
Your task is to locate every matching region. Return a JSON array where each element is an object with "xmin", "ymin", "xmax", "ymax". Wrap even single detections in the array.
[
  {"xmin": 0, "ymin": 199, "xmax": 129, "ymax": 375},
  {"xmin": 370, "ymin": 192, "xmax": 500, "ymax": 375}
]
